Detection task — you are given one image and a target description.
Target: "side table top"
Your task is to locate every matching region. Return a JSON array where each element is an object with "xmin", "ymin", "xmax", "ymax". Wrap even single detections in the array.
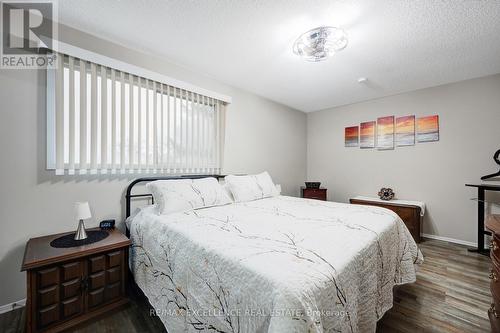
[
  {"xmin": 351, "ymin": 196, "xmax": 426, "ymax": 217},
  {"xmin": 22, "ymin": 228, "xmax": 130, "ymax": 271}
]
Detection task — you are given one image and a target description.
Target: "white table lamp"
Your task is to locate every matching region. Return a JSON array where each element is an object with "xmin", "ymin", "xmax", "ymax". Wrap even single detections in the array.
[{"xmin": 74, "ymin": 202, "xmax": 92, "ymax": 240}]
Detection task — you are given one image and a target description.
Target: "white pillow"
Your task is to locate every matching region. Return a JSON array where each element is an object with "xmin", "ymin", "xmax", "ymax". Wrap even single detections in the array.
[
  {"xmin": 221, "ymin": 182, "xmax": 234, "ymax": 202},
  {"xmin": 225, "ymin": 172, "xmax": 279, "ymax": 202},
  {"xmin": 255, "ymin": 171, "xmax": 280, "ymax": 197},
  {"xmin": 194, "ymin": 177, "xmax": 233, "ymax": 207},
  {"xmin": 147, "ymin": 177, "xmax": 232, "ymax": 215}
]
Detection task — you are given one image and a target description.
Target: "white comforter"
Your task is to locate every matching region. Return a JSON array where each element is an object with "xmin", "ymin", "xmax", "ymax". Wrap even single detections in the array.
[{"xmin": 127, "ymin": 196, "xmax": 423, "ymax": 333}]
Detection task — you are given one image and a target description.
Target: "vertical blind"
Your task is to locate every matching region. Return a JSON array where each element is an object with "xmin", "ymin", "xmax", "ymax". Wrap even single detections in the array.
[{"xmin": 49, "ymin": 53, "xmax": 227, "ymax": 175}]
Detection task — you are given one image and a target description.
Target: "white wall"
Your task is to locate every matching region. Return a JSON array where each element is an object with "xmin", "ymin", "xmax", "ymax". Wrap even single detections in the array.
[
  {"xmin": 307, "ymin": 74, "xmax": 500, "ymax": 245},
  {"xmin": 0, "ymin": 25, "xmax": 307, "ymax": 305},
  {"xmin": 2, "ymin": 23, "xmax": 499, "ymax": 308}
]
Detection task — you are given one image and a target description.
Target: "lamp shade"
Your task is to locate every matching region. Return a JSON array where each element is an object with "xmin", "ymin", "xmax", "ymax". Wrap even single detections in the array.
[{"xmin": 75, "ymin": 202, "xmax": 92, "ymax": 220}]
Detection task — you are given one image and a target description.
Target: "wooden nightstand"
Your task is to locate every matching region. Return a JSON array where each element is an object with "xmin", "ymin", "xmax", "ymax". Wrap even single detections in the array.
[
  {"xmin": 21, "ymin": 228, "xmax": 131, "ymax": 333},
  {"xmin": 301, "ymin": 187, "xmax": 327, "ymax": 201}
]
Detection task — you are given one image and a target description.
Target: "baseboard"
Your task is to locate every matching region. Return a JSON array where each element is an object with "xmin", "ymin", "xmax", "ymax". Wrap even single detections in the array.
[
  {"xmin": 421, "ymin": 233, "xmax": 477, "ymax": 247},
  {"xmin": 0, "ymin": 299, "xmax": 26, "ymax": 314}
]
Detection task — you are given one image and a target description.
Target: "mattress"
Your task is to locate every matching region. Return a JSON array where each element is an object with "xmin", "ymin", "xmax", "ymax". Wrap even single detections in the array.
[{"xmin": 127, "ymin": 195, "xmax": 423, "ymax": 333}]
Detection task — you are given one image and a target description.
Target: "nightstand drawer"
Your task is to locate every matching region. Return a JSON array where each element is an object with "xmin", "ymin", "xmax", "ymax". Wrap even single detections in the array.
[
  {"xmin": 89, "ymin": 255, "xmax": 105, "ymax": 273},
  {"xmin": 38, "ymin": 304, "xmax": 59, "ymax": 328},
  {"xmin": 62, "ymin": 297, "xmax": 81, "ymax": 318},
  {"xmin": 38, "ymin": 286, "xmax": 58, "ymax": 308},
  {"xmin": 37, "ymin": 267, "xmax": 59, "ymax": 289},
  {"xmin": 105, "ymin": 282, "xmax": 121, "ymax": 301},
  {"xmin": 107, "ymin": 267, "xmax": 121, "ymax": 284},
  {"xmin": 89, "ymin": 271, "xmax": 105, "ymax": 290},
  {"xmin": 62, "ymin": 262, "xmax": 82, "ymax": 282},
  {"xmin": 62, "ymin": 279, "xmax": 80, "ymax": 299},
  {"xmin": 308, "ymin": 196, "xmax": 325, "ymax": 200},
  {"xmin": 107, "ymin": 250, "xmax": 122, "ymax": 268},
  {"xmin": 88, "ymin": 288, "xmax": 105, "ymax": 308}
]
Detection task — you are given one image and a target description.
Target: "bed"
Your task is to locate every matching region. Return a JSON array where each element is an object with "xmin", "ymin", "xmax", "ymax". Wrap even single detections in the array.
[{"xmin": 125, "ymin": 176, "xmax": 423, "ymax": 333}]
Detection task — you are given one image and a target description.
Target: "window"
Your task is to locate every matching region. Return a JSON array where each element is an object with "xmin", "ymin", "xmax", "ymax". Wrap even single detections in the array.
[{"xmin": 47, "ymin": 51, "xmax": 228, "ymax": 175}]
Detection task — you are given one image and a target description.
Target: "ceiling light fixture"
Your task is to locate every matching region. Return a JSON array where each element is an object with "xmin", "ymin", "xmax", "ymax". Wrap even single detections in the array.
[{"xmin": 293, "ymin": 26, "xmax": 348, "ymax": 62}]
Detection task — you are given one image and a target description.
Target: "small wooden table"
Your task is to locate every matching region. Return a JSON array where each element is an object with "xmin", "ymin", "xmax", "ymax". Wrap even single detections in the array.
[
  {"xmin": 350, "ymin": 196, "xmax": 425, "ymax": 243},
  {"xmin": 301, "ymin": 187, "xmax": 327, "ymax": 201},
  {"xmin": 21, "ymin": 228, "xmax": 131, "ymax": 333}
]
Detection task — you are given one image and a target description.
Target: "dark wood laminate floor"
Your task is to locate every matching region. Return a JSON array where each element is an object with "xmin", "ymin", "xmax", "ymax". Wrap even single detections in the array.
[
  {"xmin": 377, "ymin": 239, "xmax": 491, "ymax": 333},
  {"xmin": 0, "ymin": 239, "xmax": 491, "ymax": 333}
]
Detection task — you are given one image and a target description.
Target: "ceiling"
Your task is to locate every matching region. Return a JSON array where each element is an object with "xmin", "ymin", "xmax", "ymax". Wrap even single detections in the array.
[{"xmin": 58, "ymin": 0, "xmax": 500, "ymax": 112}]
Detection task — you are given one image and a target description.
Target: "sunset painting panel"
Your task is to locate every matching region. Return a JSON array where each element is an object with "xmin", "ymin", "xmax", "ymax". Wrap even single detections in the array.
[
  {"xmin": 360, "ymin": 121, "xmax": 376, "ymax": 148},
  {"xmin": 396, "ymin": 115, "xmax": 415, "ymax": 146},
  {"xmin": 345, "ymin": 126, "xmax": 359, "ymax": 147},
  {"xmin": 417, "ymin": 115, "xmax": 439, "ymax": 142},
  {"xmin": 377, "ymin": 116, "xmax": 394, "ymax": 150}
]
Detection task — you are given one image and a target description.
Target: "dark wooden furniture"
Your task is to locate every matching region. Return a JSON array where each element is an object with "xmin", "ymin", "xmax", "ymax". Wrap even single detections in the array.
[
  {"xmin": 349, "ymin": 198, "xmax": 422, "ymax": 243},
  {"xmin": 486, "ymin": 214, "xmax": 500, "ymax": 332},
  {"xmin": 466, "ymin": 184, "xmax": 500, "ymax": 255},
  {"xmin": 301, "ymin": 187, "xmax": 327, "ymax": 201},
  {"xmin": 21, "ymin": 228, "xmax": 131, "ymax": 333}
]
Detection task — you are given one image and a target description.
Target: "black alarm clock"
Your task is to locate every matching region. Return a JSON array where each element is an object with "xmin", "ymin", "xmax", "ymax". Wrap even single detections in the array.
[{"xmin": 99, "ymin": 219, "xmax": 115, "ymax": 230}]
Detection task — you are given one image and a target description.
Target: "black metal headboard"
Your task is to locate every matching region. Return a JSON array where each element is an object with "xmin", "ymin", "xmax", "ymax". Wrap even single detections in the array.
[{"xmin": 125, "ymin": 174, "xmax": 225, "ymax": 236}]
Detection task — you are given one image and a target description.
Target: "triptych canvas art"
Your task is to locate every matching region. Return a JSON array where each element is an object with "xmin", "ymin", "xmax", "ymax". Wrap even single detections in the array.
[
  {"xmin": 377, "ymin": 116, "xmax": 395, "ymax": 150},
  {"xmin": 416, "ymin": 115, "xmax": 440, "ymax": 143},
  {"xmin": 344, "ymin": 126, "xmax": 359, "ymax": 147},
  {"xmin": 360, "ymin": 121, "xmax": 375, "ymax": 148},
  {"xmin": 345, "ymin": 115, "xmax": 439, "ymax": 149}
]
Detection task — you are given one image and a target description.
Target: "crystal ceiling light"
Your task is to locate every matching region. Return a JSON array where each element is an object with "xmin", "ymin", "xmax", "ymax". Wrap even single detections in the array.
[{"xmin": 293, "ymin": 26, "xmax": 348, "ymax": 62}]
